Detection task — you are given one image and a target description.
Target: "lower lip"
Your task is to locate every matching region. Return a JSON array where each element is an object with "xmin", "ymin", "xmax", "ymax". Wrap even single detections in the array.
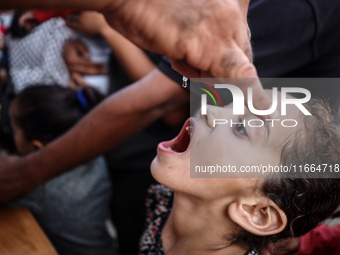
[{"xmin": 157, "ymin": 141, "xmax": 178, "ymax": 155}]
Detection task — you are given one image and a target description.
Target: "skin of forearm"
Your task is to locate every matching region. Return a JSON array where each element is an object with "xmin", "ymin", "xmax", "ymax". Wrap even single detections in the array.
[
  {"xmin": 101, "ymin": 27, "xmax": 156, "ymax": 81},
  {"xmin": 24, "ymin": 69, "xmax": 188, "ymax": 185}
]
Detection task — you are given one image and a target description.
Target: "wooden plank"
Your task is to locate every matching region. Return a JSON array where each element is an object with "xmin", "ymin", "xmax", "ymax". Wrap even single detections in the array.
[{"xmin": 0, "ymin": 207, "xmax": 58, "ymax": 255}]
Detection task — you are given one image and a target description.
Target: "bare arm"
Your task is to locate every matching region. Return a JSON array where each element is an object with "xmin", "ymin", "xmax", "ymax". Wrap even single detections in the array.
[
  {"xmin": 66, "ymin": 11, "xmax": 155, "ymax": 81},
  {"xmin": 1, "ymin": 0, "xmax": 271, "ymax": 111},
  {"xmin": 101, "ymin": 28, "xmax": 155, "ymax": 81},
  {"xmin": 0, "ymin": 69, "xmax": 188, "ymax": 203}
]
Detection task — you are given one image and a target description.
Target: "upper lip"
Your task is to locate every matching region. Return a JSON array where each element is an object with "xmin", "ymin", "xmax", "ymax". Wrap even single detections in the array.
[{"xmin": 159, "ymin": 118, "xmax": 194, "ymax": 154}]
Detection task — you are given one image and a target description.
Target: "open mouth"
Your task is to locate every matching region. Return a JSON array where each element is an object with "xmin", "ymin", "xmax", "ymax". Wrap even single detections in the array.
[{"xmin": 158, "ymin": 118, "xmax": 193, "ymax": 154}]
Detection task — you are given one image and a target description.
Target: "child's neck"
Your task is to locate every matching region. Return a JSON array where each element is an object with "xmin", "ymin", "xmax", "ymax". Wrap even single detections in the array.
[{"xmin": 162, "ymin": 191, "xmax": 248, "ymax": 255}]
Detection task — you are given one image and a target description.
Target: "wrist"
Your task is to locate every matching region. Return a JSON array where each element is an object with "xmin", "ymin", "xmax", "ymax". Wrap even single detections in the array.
[{"xmin": 99, "ymin": 25, "xmax": 113, "ymax": 39}]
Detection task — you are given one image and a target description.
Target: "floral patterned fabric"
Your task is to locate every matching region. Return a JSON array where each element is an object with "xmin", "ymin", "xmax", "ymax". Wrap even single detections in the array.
[
  {"xmin": 139, "ymin": 184, "xmax": 173, "ymax": 255},
  {"xmin": 139, "ymin": 184, "xmax": 260, "ymax": 255}
]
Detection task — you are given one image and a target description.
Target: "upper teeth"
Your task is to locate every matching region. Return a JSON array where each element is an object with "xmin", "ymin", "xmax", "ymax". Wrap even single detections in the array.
[{"xmin": 186, "ymin": 126, "xmax": 193, "ymax": 136}]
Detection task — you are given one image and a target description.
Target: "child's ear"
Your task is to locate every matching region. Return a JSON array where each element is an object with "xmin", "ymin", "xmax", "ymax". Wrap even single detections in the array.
[
  {"xmin": 228, "ymin": 196, "xmax": 287, "ymax": 236},
  {"xmin": 31, "ymin": 140, "xmax": 44, "ymax": 151}
]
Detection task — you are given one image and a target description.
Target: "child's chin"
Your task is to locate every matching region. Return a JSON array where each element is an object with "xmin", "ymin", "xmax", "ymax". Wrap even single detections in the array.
[{"xmin": 150, "ymin": 157, "xmax": 160, "ymax": 176}]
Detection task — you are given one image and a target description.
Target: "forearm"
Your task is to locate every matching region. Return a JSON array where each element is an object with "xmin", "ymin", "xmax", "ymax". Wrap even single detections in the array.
[
  {"xmin": 101, "ymin": 28, "xmax": 156, "ymax": 81},
  {"xmin": 25, "ymin": 69, "xmax": 188, "ymax": 184}
]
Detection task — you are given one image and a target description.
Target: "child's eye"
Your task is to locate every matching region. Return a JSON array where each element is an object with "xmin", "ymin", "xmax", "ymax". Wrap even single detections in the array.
[{"xmin": 234, "ymin": 117, "xmax": 248, "ymax": 136}]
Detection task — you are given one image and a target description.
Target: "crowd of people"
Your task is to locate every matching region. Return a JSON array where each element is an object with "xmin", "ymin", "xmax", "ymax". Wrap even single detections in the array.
[{"xmin": 0, "ymin": 0, "xmax": 339, "ymax": 254}]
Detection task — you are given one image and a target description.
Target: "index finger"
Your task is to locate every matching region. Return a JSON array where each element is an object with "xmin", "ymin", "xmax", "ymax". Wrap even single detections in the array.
[
  {"xmin": 238, "ymin": 77, "xmax": 278, "ymax": 119},
  {"xmin": 211, "ymin": 44, "xmax": 275, "ymax": 118}
]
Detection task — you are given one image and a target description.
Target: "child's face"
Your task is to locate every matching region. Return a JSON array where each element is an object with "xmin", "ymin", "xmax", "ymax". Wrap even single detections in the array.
[
  {"xmin": 151, "ymin": 102, "xmax": 302, "ymax": 200},
  {"xmin": 9, "ymin": 103, "xmax": 35, "ymax": 155}
]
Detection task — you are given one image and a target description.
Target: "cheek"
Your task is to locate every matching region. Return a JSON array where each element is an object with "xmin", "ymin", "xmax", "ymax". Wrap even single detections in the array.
[{"xmin": 240, "ymin": 147, "xmax": 281, "ymax": 169}]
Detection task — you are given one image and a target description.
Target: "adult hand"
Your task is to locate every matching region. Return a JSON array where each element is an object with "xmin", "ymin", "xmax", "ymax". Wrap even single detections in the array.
[
  {"xmin": 2, "ymin": 0, "xmax": 272, "ymax": 110},
  {"xmin": 69, "ymin": 72, "xmax": 89, "ymax": 90},
  {"xmin": 66, "ymin": 11, "xmax": 110, "ymax": 37},
  {"xmin": 62, "ymin": 39, "xmax": 106, "ymax": 75},
  {"xmin": 102, "ymin": 0, "xmax": 271, "ymax": 112}
]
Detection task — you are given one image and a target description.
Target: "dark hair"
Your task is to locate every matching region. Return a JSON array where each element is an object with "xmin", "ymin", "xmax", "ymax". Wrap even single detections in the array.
[
  {"xmin": 234, "ymin": 100, "xmax": 340, "ymax": 251},
  {"xmin": 11, "ymin": 85, "xmax": 104, "ymax": 143},
  {"xmin": 9, "ymin": 11, "xmax": 33, "ymax": 38}
]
